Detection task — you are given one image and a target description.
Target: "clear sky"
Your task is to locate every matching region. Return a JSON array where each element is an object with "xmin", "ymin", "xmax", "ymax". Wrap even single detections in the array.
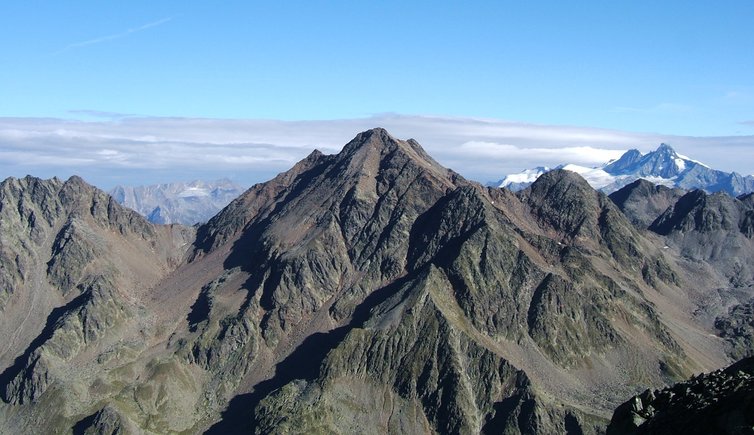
[
  {"xmin": 2, "ymin": 1, "xmax": 753, "ymax": 135},
  {"xmin": 0, "ymin": 1, "xmax": 753, "ymax": 188}
]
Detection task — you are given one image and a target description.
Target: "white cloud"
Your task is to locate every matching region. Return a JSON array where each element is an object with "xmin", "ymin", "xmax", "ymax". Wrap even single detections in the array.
[
  {"xmin": 0, "ymin": 114, "xmax": 752, "ymax": 189},
  {"xmin": 457, "ymin": 142, "xmax": 625, "ymax": 165}
]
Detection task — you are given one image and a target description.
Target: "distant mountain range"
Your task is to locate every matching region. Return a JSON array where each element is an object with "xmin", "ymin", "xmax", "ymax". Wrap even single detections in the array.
[
  {"xmin": 109, "ymin": 179, "xmax": 245, "ymax": 225},
  {"xmin": 494, "ymin": 143, "xmax": 754, "ymax": 196},
  {"xmin": 2, "ymin": 129, "xmax": 754, "ymax": 433}
]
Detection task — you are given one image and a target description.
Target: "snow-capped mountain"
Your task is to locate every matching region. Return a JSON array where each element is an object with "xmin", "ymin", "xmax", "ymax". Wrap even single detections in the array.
[
  {"xmin": 110, "ymin": 179, "xmax": 245, "ymax": 225},
  {"xmin": 494, "ymin": 143, "xmax": 754, "ymax": 196},
  {"xmin": 498, "ymin": 166, "xmax": 551, "ymax": 191}
]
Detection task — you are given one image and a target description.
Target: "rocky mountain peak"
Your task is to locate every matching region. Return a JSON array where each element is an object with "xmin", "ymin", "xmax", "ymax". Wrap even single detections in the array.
[
  {"xmin": 194, "ymin": 128, "xmax": 462, "ymax": 256},
  {"xmin": 497, "ymin": 141, "xmax": 754, "ymax": 196},
  {"xmin": 605, "ymin": 149, "xmax": 643, "ymax": 174},
  {"xmin": 341, "ymin": 127, "xmax": 394, "ymax": 150},
  {"xmin": 520, "ymin": 169, "xmax": 604, "ymax": 239},
  {"xmin": 604, "ymin": 143, "xmax": 685, "ymax": 179},
  {"xmin": 110, "ymin": 178, "xmax": 246, "ymax": 225},
  {"xmin": 531, "ymin": 167, "xmax": 594, "ymax": 189},
  {"xmin": 337, "ymin": 128, "xmax": 447, "ymax": 178},
  {"xmin": 608, "ymin": 179, "xmax": 685, "ymax": 228},
  {"xmin": 656, "ymin": 142, "xmax": 677, "ymax": 156},
  {"xmin": 525, "ymin": 168, "xmax": 599, "ymax": 207}
]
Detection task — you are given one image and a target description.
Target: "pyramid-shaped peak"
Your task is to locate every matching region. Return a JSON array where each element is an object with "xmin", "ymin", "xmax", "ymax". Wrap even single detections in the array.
[
  {"xmin": 65, "ymin": 175, "xmax": 89, "ymax": 187},
  {"xmin": 603, "ymin": 149, "xmax": 643, "ymax": 175},
  {"xmin": 337, "ymin": 128, "xmax": 448, "ymax": 176},
  {"xmin": 341, "ymin": 128, "xmax": 402, "ymax": 154},
  {"xmin": 655, "ymin": 143, "xmax": 677, "ymax": 155}
]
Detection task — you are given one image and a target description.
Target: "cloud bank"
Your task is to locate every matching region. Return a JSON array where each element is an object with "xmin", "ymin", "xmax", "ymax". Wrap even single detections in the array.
[{"xmin": 1, "ymin": 114, "xmax": 753, "ymax": 189}]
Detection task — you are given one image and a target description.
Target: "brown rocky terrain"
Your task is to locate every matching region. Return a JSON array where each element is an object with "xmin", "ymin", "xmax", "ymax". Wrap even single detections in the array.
[{"xmin": 0, "ymin": 128, "xmax": 751, "ymax": 434}]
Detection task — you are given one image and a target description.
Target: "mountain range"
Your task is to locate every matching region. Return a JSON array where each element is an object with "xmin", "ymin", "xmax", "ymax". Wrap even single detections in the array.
[
  {"xmin": 110, "ymin": 179, "xmax": 245, "ymax": 225},
  {"xmin": 495, "ymin": 143, "xmax": 754, "ymax": 196},
  {"xmin": 1, "ymin": 128, "xmax": 753, "ymax": 434}
]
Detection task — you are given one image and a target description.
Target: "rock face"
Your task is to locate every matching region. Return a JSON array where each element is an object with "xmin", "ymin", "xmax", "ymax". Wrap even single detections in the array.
[
  {"xmin": 0, "ymin": 128, "xmax": 751, "ymax": 434},
  {"xmin": 110, "ymin": 179, "xmax": 245, "ymax": 225},
  {"xmin": 715, "ymin": 303, "xmax": 754, "ymax": 360},
  {"xmin": 607, "ymin": 357, "xmax": 754, "ymax": 435}
]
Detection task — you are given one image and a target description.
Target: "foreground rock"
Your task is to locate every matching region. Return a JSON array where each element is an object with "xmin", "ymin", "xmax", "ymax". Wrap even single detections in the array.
[{"xmin": 608, "ymin": 357, "xmax": 754, "ymax": 435}]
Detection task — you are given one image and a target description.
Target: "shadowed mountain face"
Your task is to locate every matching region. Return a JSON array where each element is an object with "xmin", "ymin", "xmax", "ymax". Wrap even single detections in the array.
[
  {"xmin": 0, "ymin": 129, "xmax": 751, "ymax": 434},
  {"xmin": 609, "ymin": 179, "xmax": 686, "ymax": 229}
]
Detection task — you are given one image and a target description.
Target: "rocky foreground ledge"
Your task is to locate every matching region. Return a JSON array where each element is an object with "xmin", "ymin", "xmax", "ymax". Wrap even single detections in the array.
[{"xmin": 608, "ymin": 357, "xmax": 754, "ymax": 435}]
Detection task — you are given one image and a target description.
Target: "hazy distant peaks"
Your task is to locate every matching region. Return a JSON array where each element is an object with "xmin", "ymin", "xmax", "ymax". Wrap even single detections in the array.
[{"xmin": 109, "ymin": 179, "xmax": 245, "ymax": 225}]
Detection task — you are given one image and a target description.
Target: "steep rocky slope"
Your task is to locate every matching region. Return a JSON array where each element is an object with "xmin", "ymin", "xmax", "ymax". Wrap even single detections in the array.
[
  {"xmin": 649, "ymin": 190, "xmax": 754, "ymax": 361},
  {"xmin": 611, "ymin": 180, "xmax": 754, "ymax": 361},
  {"xmin": 0, "ymin": 175, "xmax": 194, "ymax": 433},
  {"xmin": 0, "ymin": 129, "xmax": 748, "ymax": 434}
]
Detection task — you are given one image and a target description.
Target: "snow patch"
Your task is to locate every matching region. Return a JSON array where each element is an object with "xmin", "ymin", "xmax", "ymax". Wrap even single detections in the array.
[
  {"xmin": 499, "ymin": 167, "xmax": 549, "ymax": 187},
  {"xmin": 676, "ymin": 153, "xmax": 709, "ymax": 168},
  {"xmin": 641, "ymin": 176, "xmax": 677, "ymax": 187},
  {"xmin": 674, "ymin": 158, "xmax": 685, "ymax": 171},
  {"xmin": 559, "ymin": 164, "xmax": 616, "ymax": 189},
  {"xmin": 178, "ymin": 187, "xmax": 210, "ymax": 198}
]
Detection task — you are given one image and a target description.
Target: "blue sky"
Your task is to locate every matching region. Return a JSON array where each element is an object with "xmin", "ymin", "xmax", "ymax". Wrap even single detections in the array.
[{"xmin": 0, "ymin": 1, "xmax": 753, "ymax": 187}]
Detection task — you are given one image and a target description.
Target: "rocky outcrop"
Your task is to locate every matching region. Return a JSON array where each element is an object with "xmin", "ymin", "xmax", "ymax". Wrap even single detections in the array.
[
  {"xmin": 254, "ymin": 266, "xmax": 603, "ymax": 434},
  {"xmin": 715, "ymin": 302, "xmax": 754, "ymax": 360},
  {"xmin": 2, "ymin": 276, "xmax": 128, "ymax": 405},
  {"xmin": 77, "ymin": 405, "xmax": 141, "ymax": 435},
  {"xmin": 607, "ymin": 357, "xmax": 754, "ymax": 435}
]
